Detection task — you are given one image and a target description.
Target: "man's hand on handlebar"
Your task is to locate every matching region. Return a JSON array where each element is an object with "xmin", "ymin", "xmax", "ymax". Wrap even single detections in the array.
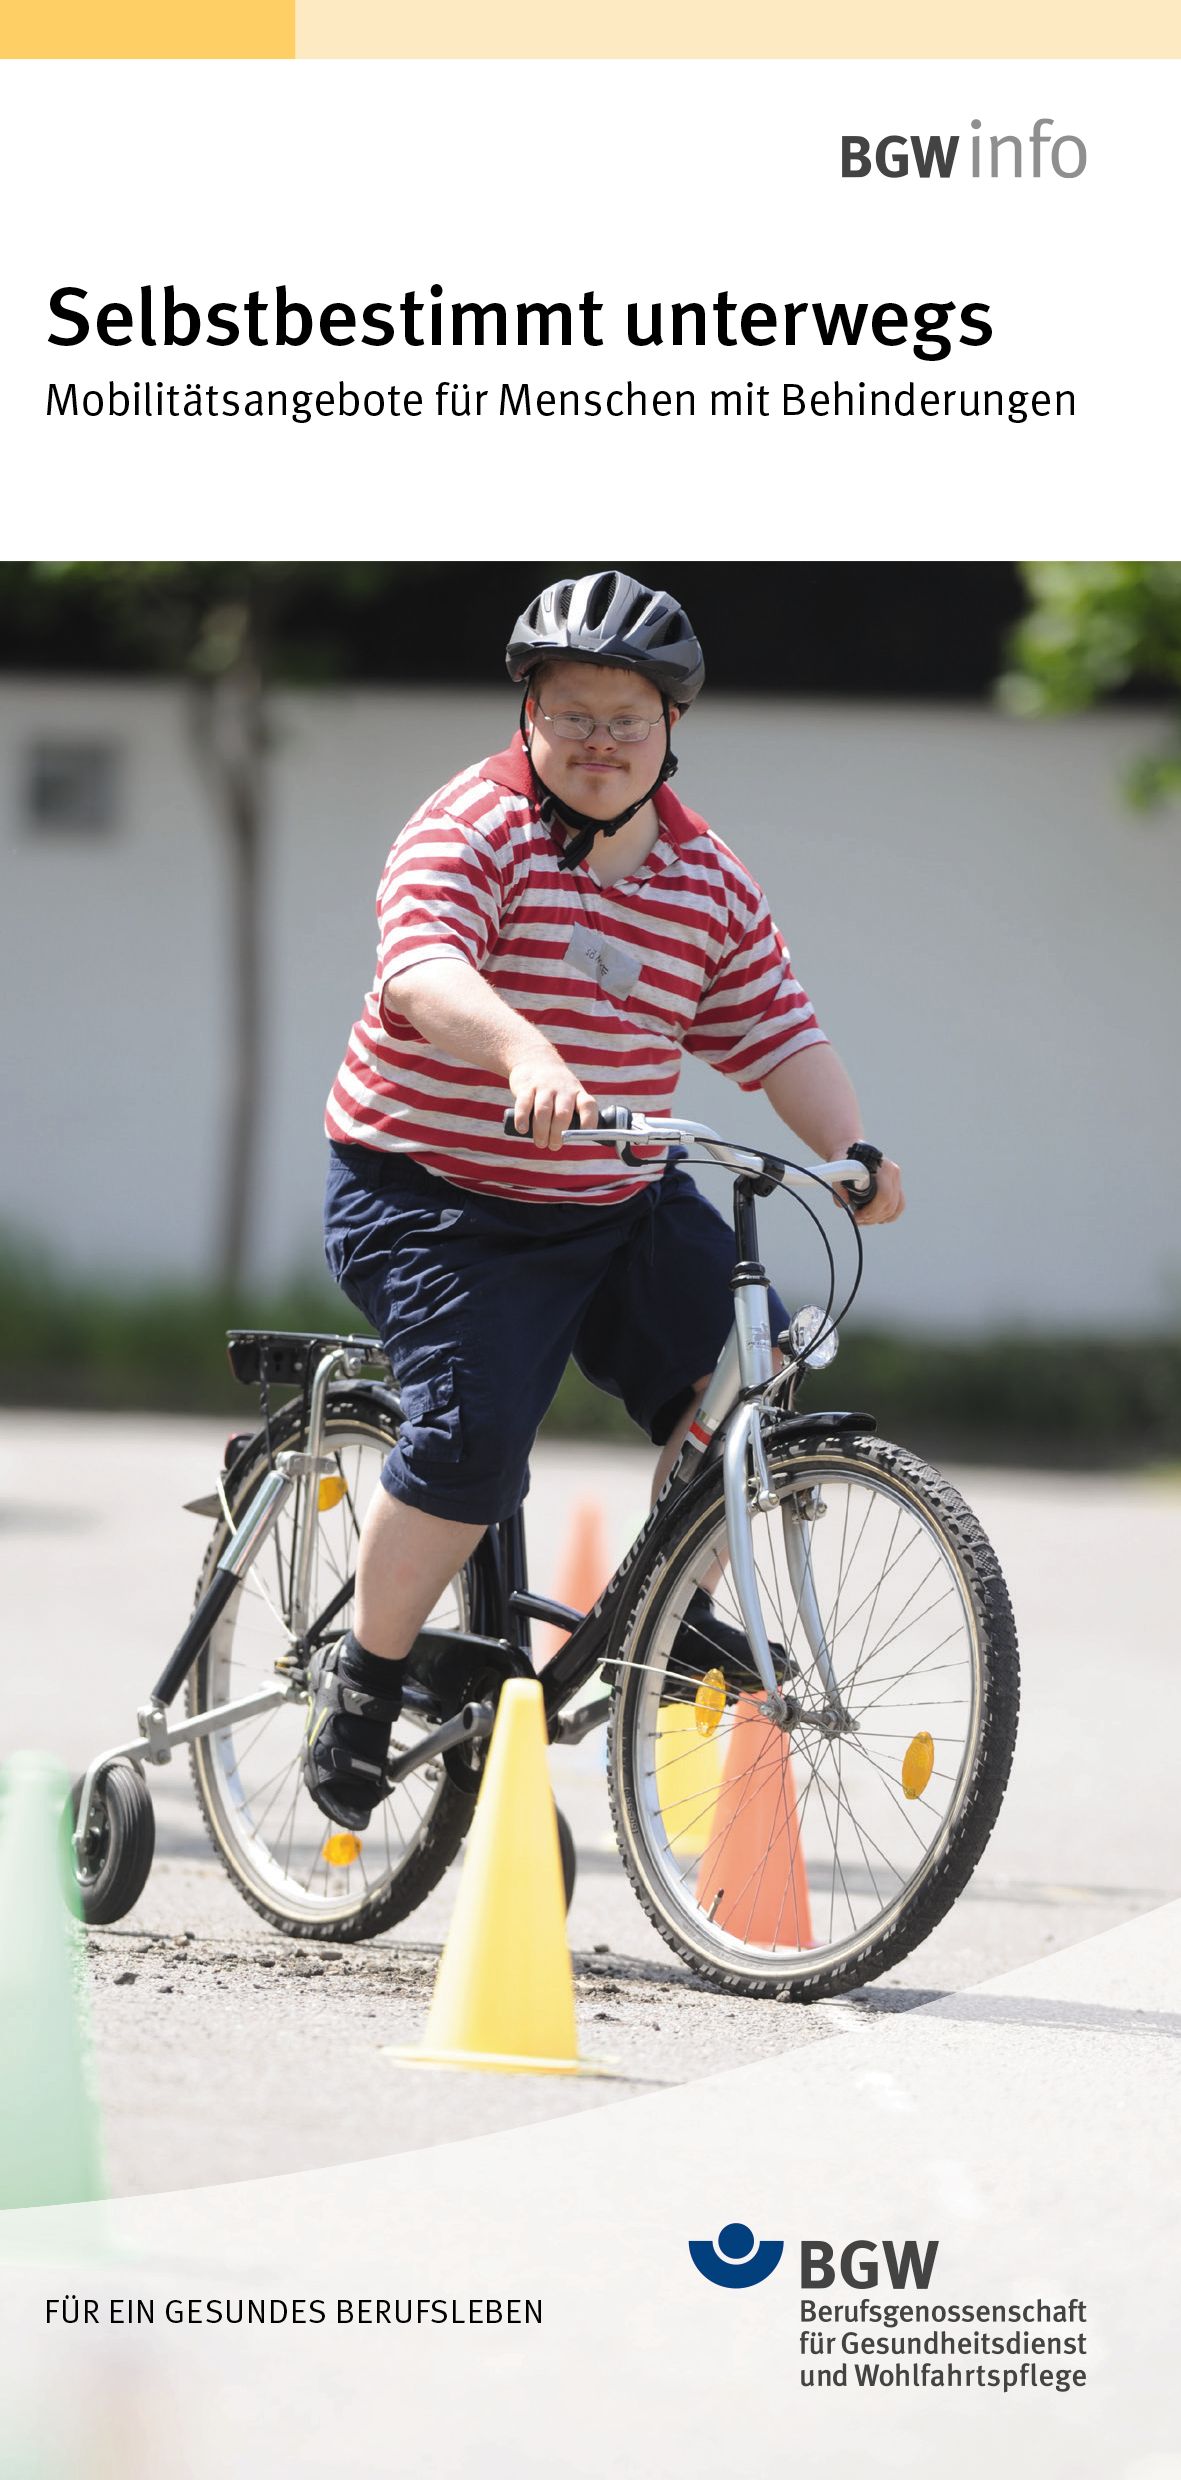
[
  {"xmin": 841, "ymin": 1156, "xmax": 906, "ymax": 1226},
  {"xmin": 499, "ymin": 1076, "xmax": 906, "ymax": 1218},
  {"xmin": 507, "ymin": 1051, "xmax": 600, "ymax": 1153}
]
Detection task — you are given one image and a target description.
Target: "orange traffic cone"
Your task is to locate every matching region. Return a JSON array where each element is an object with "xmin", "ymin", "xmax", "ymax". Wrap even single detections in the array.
[
  {"xmin": 695, "ymin": 1695, "xmax": 814, "ymax": 1949},
  {"xmin": 535, "ymin": 1497, "xmax": 610, "ymax": 1665}
]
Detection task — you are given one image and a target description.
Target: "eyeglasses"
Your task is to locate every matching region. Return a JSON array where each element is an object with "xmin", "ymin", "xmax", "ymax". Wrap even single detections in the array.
[{"xmin": 533, "ymin": 704, "xmax": 660, "ymax": 746}]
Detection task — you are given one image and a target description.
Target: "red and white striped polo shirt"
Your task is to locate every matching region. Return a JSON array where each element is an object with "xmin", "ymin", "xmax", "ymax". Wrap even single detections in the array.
[{"xmin": 325, "ymin": 736, "xmax": 827, "ymax": 1203}]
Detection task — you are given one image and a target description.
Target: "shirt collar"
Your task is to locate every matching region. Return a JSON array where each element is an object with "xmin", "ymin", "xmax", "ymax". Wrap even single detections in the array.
[{"xmin": 481, "ymin": 731, "xmax": 697, "ymax": 849}]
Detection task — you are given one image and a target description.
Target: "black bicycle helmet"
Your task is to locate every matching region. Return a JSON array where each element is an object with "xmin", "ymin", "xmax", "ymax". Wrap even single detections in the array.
[{"xmin": 506, "ymin": 570, "xmax": 705, "ymax": 708}]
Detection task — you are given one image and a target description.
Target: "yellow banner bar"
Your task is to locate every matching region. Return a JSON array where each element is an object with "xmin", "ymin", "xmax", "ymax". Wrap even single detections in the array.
[
  {"xmin": 0, "ymin": 0, "xmax": 294, "ymax": 53},
  {"xmin": 298, "ymin": 0, "xmax": 1178, "ymax": 51},
  {"xmin": 2, "ymin": 0, "xmax": 1173, "ymax": 53}
]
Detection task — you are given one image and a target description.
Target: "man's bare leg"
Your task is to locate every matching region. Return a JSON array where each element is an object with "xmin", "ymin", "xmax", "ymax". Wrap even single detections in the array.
[
  {"xmin": 352, "ymin": 1349, "xmax": 766, "ymax": 1660},
  {"xmin": 354, "ymin": 1487, "xmax": 485, "ymax": 1662},
  {"xmin": 651, "ymin": 1346, "xmax": 784, "ymax": 1508},
  {"xmin": 651, "ymin": 1379, "xmax": 731, "ymax": 1598},
  {"xmin": 650, "ymin": 1377, "xmax": 712, "ymax": 1506},
  {"xmin": 302, "ymin": 1487, "xmax": 485, "ymax": 1829}
]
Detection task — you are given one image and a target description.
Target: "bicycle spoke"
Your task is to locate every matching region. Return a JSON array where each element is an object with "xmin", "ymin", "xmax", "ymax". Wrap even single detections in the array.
[
  {"xmin": 799, "ymin": 1757, "xmax": 858, "ymax": 1944},
  {"xmin": 849, "ymin": 1626, "xmax": 968, "ymax": 1718},
  {"xmin": 219, "ymin": 1709, "xmax": 286, "ymax": 1772},
  {"xmin": 828, "ymin": 1735, "xmax": 887, "ymax": 1916},
  {"xmin": 826, "ymin": 1483, "xmax": 855, "ymax": 1659},
  {"xmin": 190, "ymin": 1418, "xmax": 469, "ymax": 1931},
  {"xmin": 834, "ymin": 1728, "xmax": 949, "ymax": 1839},
  {"xmin": 846, "ymin": 1580, "xmax": 960, "ymax": 1677},
  {"xmin": 837, "ymin": 1534, "xmax": 943, "ymax": 1676},
  {"xmin": 840, "ymin": 1655, "xmax": 967, "ymax": 1693}
]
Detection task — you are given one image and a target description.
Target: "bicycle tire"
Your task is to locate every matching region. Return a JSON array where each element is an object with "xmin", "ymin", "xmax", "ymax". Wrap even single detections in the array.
[
  {"xmin": 607, "ymin": 1433, "xmax": 1019, "ymax": 2000},
  {"xmin": 187, "ymin": 1392, "xmax": 477, "ymax": 1943},
  {"xmin": 555, "ymin": 1803, "xmax": 577, "ymax": 1913}
]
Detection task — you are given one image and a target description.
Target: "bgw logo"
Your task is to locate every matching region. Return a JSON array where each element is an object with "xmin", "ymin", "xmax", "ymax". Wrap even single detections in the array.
[
  {"xmin": 802, "ymin": 2238, "xmax": 940, "ymax": 2289},
  {"xmin": 689, "ymin": 2224, "xmax": 784, "ymax": 2289}
]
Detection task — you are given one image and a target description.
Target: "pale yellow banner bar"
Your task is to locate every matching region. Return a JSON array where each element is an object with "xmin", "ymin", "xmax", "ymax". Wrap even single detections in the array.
[
  {"xmin": 0, "ymin": 0, "xmax": 293, "ymax": 54},
  {"xmin": 297, "ymin": 0, "xmax": 1178, "ymax": 51}
]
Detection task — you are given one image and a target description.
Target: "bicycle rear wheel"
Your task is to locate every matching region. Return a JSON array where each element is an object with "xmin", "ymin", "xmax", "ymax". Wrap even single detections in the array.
[
  {"xmin": 187, "ymin": 1395, "xmax": 476, "ymax": 1941},
  {"xmin": 608, "ymin": 1434, "xmax": 1019, "ymax": 1999}
]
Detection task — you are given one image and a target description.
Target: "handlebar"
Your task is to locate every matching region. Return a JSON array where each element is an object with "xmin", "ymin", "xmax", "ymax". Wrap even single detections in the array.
[{"xmin": 500, "ymin": 1103, "xmax": 875, "ymax": 1197}]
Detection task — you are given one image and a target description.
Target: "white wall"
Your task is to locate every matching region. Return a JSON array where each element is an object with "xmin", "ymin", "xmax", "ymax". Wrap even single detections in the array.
[{"xmin": 1, "ymin": 675, "xmax": 1178, "ymax": 1333}]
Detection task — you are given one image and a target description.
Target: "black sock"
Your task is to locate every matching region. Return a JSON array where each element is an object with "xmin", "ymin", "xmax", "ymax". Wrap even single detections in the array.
[{"xmin": 340, "ymin": 1631, "xmax": 400, "ymax": 1695}]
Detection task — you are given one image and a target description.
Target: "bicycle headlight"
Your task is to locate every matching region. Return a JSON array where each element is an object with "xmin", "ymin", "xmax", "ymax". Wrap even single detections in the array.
[{"xmin": 784, "ymin": 1305, "xmax": 839, "ymax": 1370}]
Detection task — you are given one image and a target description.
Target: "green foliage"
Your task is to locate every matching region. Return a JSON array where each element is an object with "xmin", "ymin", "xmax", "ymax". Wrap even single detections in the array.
[
  {"xmin": 2, "ymin": 561, "xmax": 402, "ymax": 686},
  {"xmin": 0, "ymin": 1236, "xmax": 348, "ymax": 1415},
  {"xmin": 0, "ymin": 1240, "xmax": 1177, "ymax": 1466},
  {"xmin": 547, "ymin": 1334, "xmax": 1181, "ymax": 1467},
  {"xmin": 1000, "ymin": 562, "xmax": 1181, "ymax": 810},
  {"xmin": 829, "ymin": 1329, "xmax": 1181, "ymax": 1468}
]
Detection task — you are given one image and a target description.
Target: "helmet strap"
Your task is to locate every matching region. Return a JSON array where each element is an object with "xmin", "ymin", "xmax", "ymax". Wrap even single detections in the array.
[{"xmin": 518, "ymin": 689, "xmax": 678, "ymax": 874}]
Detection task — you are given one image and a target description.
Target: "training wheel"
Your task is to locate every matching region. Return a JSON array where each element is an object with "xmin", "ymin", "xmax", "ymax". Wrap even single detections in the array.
[{"xmin": 69, "ymin": 1761, "xmax": 156, "ymax": 1925}]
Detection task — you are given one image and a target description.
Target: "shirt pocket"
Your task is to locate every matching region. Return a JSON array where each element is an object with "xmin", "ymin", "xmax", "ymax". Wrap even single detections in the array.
[{"xmin": 622, "ymin": 949, "xmax": 713, "ymax": 1045}]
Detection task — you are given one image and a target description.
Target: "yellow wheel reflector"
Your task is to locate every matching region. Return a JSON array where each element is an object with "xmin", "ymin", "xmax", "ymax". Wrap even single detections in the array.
[
  {"xmin": 317, "ymin": 1474, "xmax": 348, "ymax": 1510},
  {"xmin": 322, "ymin": 1831, "xmax": 363, "ymax": 1868},
  {"xmin": 901, "ymin": 1733, "xmax": 935, "ymax": 1800},
  {"xmin": 695, "ymin": 1668, "xmax": 727, "ymax": 1739}
]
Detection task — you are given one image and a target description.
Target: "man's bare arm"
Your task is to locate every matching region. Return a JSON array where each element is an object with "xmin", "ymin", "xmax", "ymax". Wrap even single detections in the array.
[
  {"xmin": 383, "ymin": 957, "xmax": 598, "ymax": 1152},
  {"xmin": 761, "ymin": 1047, "xmax": 905, "ymax": 1225}
]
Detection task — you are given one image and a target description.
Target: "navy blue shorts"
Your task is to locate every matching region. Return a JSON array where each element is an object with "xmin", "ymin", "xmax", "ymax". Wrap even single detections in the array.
[{"xmin": 323, "ymin": 1142, "xmax": 788, "ymax": 1525}]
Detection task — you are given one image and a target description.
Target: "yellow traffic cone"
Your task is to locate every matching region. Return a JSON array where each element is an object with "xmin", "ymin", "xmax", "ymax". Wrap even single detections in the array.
[
  {"xmin": 654, "ymin": 1699, "xmax": 728, "ymax": 1858},
  {"xmin": 0, "ymin": 1752, "xmax": 105, "ymax": 2208},
  {"xmin": 387, "ymin": 1681, "xmax": 606, "ymax": 2076}
]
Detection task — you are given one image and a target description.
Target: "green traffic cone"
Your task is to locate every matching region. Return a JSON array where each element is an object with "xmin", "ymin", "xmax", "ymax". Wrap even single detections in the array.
[{"xmin": 0, "ymin": 1752, "xmax": 105, "ymax": 2209}]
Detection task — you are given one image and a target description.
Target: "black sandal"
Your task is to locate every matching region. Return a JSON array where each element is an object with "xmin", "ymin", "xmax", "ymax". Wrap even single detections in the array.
[
  {"xmin": 301, "ymin": 1641, "xmax": 403, "ymax": 1832},
  {"xmin": 669, "ymin": 1588, "xmax": 799, "ymax": 1697}
]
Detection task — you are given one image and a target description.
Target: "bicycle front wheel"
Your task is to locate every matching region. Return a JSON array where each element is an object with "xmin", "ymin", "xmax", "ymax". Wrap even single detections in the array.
[
  {"xmin": 608, "ymin": 1434, "xmax": 1019, "ymax": 1999},
  {"xmin": 187, "ymin": 1396, "xmax": 476, "ymax": 1942}
]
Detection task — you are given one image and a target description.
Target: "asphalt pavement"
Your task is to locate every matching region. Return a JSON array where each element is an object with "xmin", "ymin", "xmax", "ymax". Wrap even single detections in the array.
[{"xmin": 2, "ymin": 1413, "xmax": 1177, "ymax": 2194}]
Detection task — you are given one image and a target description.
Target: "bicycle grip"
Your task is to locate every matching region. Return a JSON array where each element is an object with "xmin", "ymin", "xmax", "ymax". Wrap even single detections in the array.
[
  {"xmin": 839, "ymin": 1141, "xmax": 882, "ymax": 1210},
  {"xmin": 501, "ymin": 1104, "xmax": 632, "ymax": 1137},
  {"xmin": 840, "ymin": 1168, "xmax": 878, "ymax": 1207}
]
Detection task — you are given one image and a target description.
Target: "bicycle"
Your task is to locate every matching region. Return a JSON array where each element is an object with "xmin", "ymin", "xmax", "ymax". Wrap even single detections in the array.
[{"xmin": 69, "ymin": 1110, "xmax": 1019, "ymax": 2002}]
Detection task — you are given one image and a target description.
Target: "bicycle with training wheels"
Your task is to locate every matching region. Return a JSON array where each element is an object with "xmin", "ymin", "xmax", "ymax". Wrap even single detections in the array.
[{"xmin": 69, "ymin": 1109, "xmax": 1019, "ymax": 2001}]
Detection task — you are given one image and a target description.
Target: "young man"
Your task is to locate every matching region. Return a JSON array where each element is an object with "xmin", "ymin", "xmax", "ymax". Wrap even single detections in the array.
[{"xmin": 307, "ymin": 570, "xmax": 904, "ymax": 1829}]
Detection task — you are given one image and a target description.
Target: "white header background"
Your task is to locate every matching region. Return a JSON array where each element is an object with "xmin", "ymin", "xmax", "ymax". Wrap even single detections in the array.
[{"xmin": 2, "ymin": 59, "xmax": 1177, "ymax": 558}]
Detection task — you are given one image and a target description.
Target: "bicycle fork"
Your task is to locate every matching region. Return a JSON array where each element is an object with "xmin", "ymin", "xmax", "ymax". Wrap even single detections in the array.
[
  {"xmin": 719, "ymin": 1403, "xmax": 849, "ymax": 1727},
  {"xmin": 707, "ymin": 1181, "xmax": 849, "ymax": 1727}
]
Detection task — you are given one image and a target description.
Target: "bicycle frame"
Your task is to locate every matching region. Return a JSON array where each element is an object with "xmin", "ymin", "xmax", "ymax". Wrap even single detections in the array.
[
  {"xmin": 74, "ymin": 1125, "xmax": 869, "ymax": 1857},
  {"xmin": 535, "ymin": 1126, "xmax": 868, "ymax": 1724}
]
